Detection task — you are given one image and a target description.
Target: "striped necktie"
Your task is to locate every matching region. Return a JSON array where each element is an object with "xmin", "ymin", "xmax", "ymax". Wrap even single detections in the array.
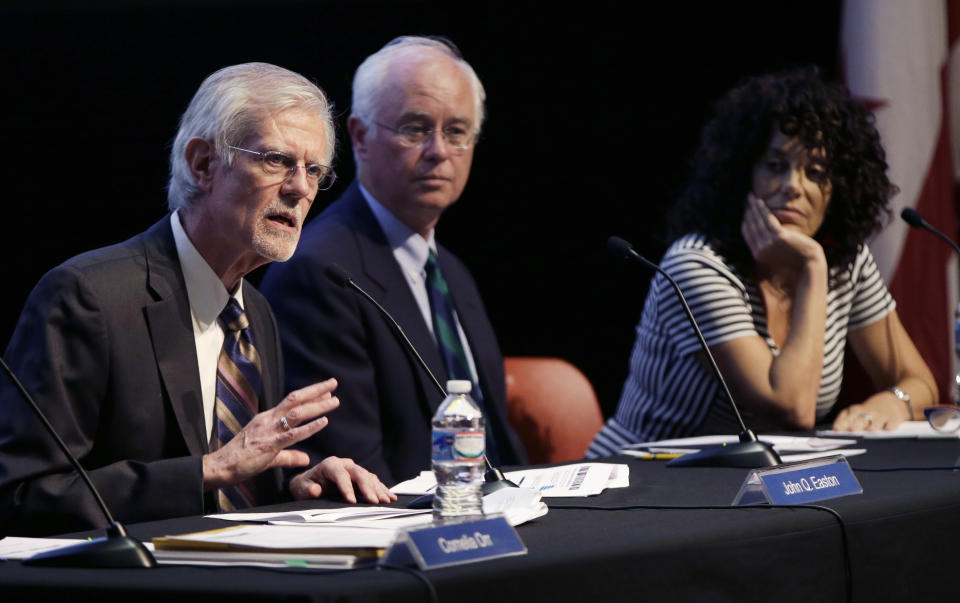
[
  {"xmin": 213, "ymin": 298, "xmax": 262, "ymax": 511},
  {"xmin": 424, "ymin": 249, "xmax": 500, "ymax": 465}
]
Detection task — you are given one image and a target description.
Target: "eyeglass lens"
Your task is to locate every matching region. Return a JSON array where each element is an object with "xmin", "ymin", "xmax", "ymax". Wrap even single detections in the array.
[
  {"xmin": 925, "ymin": 407, "xmax": 960, "ymax": 432},
  {"xmin": 261, "ymin": 151, "xmax": 334, "ymax": 189}
]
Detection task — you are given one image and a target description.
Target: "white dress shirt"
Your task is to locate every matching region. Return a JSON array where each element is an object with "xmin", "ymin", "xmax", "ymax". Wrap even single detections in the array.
[
  {"xmin": 170, "ymin": 210, "xmax": 245, "ymax": 444},
  {"xmin": 358, "ymin": 184, "xmax": 479, "ymax": 384}
]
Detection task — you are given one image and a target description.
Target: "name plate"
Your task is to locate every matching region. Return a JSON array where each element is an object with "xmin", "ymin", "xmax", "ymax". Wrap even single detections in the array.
[
  {"xmin": 732, "ymin": 454, "xmax": 862, "ymax": 506},
  {"xmin": 382, "ymin": 515, "xmax": 526, "ymax": 570}
]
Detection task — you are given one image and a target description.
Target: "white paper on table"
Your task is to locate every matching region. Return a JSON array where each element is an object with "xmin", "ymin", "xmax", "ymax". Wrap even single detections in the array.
[
  {"xmin": 150, "ymin": 548, "xmax": 366, "ymax": 568},
  {"xmin": 779, "ymin": 449, "xmax": 867, "ymax": 463},
  {"xmin": 390, "ymin": 471, "xmax": 436, "ymax": 495},
  {"xmin": 482, "ymin": 486, "xmax": 548, "ymax": 525},
  {"xmin": 0, "ymin": 537, "xmax": 84, "ymax": 560},
  {"xmin": 160, "ymin": 524, "xmax": 398, "ymax": 550},
  {"xmin": 505, "ymin": 463, "xmax": 620, "ymax": 497},
  {"xmin": 391, "ymin": 463, "xmax": 628, "ymax": 498},
  {"xmin": 270, "ymin": 514, "xmax": 433, "ymax": 530},
  {"xmin": 605, "ymin": 463, "xmax": 631, "ymax": 488},
  {"xmin": 622, "ymin": 434, "xmax": 859, "ymax": 454},
  {"xmin": 817, "ymin": 420, "xmax": 960, "ymax": 439},
  {"xmin": 210, "ymin": 506, "xmax": 430, "ymax": 526}
]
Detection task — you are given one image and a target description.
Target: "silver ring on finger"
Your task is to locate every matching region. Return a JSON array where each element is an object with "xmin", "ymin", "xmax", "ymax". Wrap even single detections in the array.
[{"xmin": 279, "ymin": 415, "xmax": 292, "ymax": 432}]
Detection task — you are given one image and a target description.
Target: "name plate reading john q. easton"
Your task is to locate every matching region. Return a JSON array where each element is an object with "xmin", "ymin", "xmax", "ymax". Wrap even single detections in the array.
[
  {"xmin": 381, "ymin": 515, "xmax": 526, "ymax": 570},
  {"xmin": 732, "ymin": 454, "xmax": 862, "ymax": 506}
]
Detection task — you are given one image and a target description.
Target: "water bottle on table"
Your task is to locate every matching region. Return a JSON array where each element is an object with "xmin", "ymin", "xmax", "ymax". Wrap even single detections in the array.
[{"xmin": 432, "ymin": 380, "xmax": 485, "ymax": 519}]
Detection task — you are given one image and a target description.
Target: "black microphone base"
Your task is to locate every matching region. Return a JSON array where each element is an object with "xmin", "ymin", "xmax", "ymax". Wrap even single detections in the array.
[
  {"xmin": 666, "ymin": 440, "xmax": 782, "ymax": 468},
  {"xmin": 482, "ymin": 467, "xmax": 518, "ymax": 494},
  {"xmin": 23, "ymin": 522, "xmax": 155, "ymax": 568},
  {"xmin": 406, "ymin": 468, "xmax": 519, "ymax": 509}
]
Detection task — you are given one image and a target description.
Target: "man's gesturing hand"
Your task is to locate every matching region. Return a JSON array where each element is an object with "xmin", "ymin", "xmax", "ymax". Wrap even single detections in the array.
[{"xmin": 202, "ymin": 379, "xmax": 339, "ymax": 490}]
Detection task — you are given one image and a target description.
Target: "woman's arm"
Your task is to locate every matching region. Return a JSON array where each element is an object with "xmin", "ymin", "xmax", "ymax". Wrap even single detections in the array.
[
  {"xmin": 703, "ymin": 195, "xmax": 829, "ymax": 429},
  {"xmin": 832, "ymin": 309, "xmax": 938, "ymax": 431},
  {"xmin": 706, "ymin": 265, "xmax": 827, "ymax": 429}
]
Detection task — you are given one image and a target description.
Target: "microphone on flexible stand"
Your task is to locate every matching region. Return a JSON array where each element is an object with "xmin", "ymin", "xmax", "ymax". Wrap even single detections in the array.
[
  {"xmin": 900, "ymin": 206, "xmax": 960, "ymax": 408},
  {"xmin": 0, "ymin": 357, "xmax": 155, "ymax": 568},
  {"xmin": 901, "ymin": 207, "xmax": 960, "ymax": 256},
  {"xmin": 606, "ymin": 236, "xmax": 781, "ymax": 468},
  {"xmin": 324, "ymin": 264, "xmax": 518, "ymax": 503}
]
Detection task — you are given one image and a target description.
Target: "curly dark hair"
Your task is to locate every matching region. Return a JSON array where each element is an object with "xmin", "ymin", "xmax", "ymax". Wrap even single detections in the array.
[{"xmin": 670, "ymin": 66, "xmax": 896, "ymax": 277}]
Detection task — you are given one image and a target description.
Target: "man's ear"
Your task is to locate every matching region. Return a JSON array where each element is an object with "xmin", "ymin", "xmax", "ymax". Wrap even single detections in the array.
[
  {"xmin": 184, "ymin": 138, "xmax": 219, "ymax": 193},
  {"xmin": 347, "ymin": 116, "xmax": 370, "ymax": 159}
]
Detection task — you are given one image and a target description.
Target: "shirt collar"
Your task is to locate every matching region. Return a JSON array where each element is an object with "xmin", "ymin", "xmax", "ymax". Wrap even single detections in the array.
[
  {"xmin": 359, "ymin": 183, "xmax": 437, "ymax": 273},
  {"xmin": 170, "ymin": 210, "xmax": 244, "ymax": 332}
]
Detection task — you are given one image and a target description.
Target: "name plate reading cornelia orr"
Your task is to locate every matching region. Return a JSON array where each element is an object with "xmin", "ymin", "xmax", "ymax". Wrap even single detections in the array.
[
  {"xmin": 732, "ymin": 454, "xmax": 862, "ymax": 506},
  {"xmin": 382, "ymin": 515, "xmax": 526, "ymax": 570}
]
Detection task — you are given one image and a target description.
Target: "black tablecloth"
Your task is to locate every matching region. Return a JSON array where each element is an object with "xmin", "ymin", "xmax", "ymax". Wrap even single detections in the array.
[{"xmin": 2, "ymin": 437, "xmax": 958, "ymax": 602}]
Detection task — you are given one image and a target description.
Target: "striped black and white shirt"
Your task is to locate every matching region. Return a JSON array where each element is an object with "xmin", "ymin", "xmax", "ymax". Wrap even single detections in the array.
[{"xmin": 587, "ymin": 233, "xmax": 895, "ymax": 458}]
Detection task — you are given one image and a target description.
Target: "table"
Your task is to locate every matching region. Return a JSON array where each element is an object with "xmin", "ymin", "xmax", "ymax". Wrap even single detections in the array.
[{"xmin": 2, "ymin": 438, "xmax": 958, "ymax": 602}]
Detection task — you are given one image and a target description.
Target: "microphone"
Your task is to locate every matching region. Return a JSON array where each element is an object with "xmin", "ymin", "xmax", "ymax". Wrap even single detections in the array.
[
  {"xmin": 0, "ymin": 357, "xmax": 155, "ymax": 567},
  {"xmin": 901, "ymin": 207, "xmax": 960, "ymax": 256},
  {"xmin": 324, "ymin": 264, "xmax": 517, "ymax": 502},
  {"xmin": 606, "ymin": 236, "xmax": 781, "ymax": 468}
]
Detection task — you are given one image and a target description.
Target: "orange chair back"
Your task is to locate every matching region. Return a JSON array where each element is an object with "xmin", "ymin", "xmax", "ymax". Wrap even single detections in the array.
[{"xmin": 504, "ymin": 357, "xmax": 604, "ymax": 464}]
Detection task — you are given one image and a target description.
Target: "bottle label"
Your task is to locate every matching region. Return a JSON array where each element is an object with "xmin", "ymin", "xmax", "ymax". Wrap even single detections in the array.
[{"xmin": 432, "ymin": 429, "xmax": 485, "ymax": 461}]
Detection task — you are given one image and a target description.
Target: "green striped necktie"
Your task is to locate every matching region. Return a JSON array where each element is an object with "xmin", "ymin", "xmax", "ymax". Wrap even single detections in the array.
[{"xmin": 424, "ymin": 249, "xmax": 500, "ymax": 465}]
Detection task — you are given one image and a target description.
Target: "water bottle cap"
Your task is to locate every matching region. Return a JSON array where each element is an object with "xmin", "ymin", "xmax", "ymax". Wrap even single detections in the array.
[{"xmin": 446, "ymin": 380, "xmax": 473, "ymax": 394}]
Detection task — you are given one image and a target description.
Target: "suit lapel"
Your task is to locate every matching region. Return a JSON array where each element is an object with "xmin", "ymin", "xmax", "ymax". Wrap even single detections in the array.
[
  {"xmin": 141, "ymin": 219, "xmax": 208, "ymax": 457},
  {"xmin": 344, "ymin": 189, "xmax": 448, "ymax": 412}
]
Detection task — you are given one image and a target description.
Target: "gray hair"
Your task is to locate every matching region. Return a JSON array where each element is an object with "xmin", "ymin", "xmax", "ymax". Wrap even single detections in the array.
[
  {"xmin": 351, "ymin": 36, "xmax": 486, "ymax": 132},
  {"xmin": 167, "ymin": 62, "xmax": 335, "ymax": 211}
]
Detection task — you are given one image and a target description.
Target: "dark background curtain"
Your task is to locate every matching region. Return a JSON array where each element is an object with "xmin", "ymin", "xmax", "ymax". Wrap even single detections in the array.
[{"xmin": 0, "ymin": 0, "xmax": 842, "ymax": 416}]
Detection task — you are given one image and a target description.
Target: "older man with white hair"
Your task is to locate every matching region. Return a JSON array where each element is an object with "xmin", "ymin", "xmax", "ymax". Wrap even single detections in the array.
[
  {"xmin": 261, "ymin": 36, "xmax": 527, "ymax": 486},
  {"xmin": 0, "ymin": 62, "xmax": 394, "ymax": 537}
]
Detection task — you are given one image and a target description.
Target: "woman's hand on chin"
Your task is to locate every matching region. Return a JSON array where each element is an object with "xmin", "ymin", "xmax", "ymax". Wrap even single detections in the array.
[{"xmin": 742, "ymin": 193, "xmax": 826, "ymax": 271}]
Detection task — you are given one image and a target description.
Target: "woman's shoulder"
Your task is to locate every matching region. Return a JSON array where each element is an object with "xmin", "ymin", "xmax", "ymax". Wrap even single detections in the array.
[
  {"xmin": 662, "ymin": 233, "xmax": 749, "ymax": 294},
  {"xmin": 830, "ymin": 242, "xmax": 883, "ymax": 285},
  {"xmin": 665, "ymin": 232, "xmax": 731, "ymax": 256},
  {"xmin": 663, "ymin": 233, "xmax": 737, "ymax": 272}
]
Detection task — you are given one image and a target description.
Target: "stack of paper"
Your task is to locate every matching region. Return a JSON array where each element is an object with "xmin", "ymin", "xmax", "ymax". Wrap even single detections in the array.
[
  {"xmin": 816, "ymin": 420, "xmax": 960, "ymax": 439},
  {"xmin": 211, "ymin": 506, "xmax": 433, "ymax": 529},
  {"xmin": 621, "ymin": 435, "xmax": 864, "ymax": 463},
  {"xmin": 152, "ymin": 524, "xmax": 396, "ymax": 564},
  {"xmin": 2, "ymin": 493, "xmax": 552, "ymax": 569},
  {"xmin": 391, "ymin": 463, "xmax": 630, "ymax": 498},
  {"xmin": 215, "ymin": 490, "xmax": 548, "ymax": 529},
  {"xmin": 482, "ymin": 485, "xmax": 548, "ymax": 524},
  {"xmin": 150, "ymin": 549, "xmax": 362, "ymax": 568},
  {"xmin": 0, "ymin": 536, "xmax": 365, "ymax": 569}
]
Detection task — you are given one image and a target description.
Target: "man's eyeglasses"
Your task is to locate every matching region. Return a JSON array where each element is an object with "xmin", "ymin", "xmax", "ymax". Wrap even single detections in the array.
[
  {"xmin": 924, "ymin": 406, "xmax": 960, "ymax": 432},
  {"xmin": 371, "ymin": 120, "xmax": 476, "ymax": 152},
  {"xmin": 228, "ymin": 146, "xmax": 337, "ymax": 191}
]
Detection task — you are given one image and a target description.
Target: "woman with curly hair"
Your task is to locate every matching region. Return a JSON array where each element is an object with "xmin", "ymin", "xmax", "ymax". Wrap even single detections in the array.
[{"xmin": 588, "ymin": 67, "xmax": 937, "ymax": 456}]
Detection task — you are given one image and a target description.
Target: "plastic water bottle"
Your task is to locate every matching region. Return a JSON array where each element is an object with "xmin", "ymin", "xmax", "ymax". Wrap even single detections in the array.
[{"xmin": 432, "ymin": 379, "xmax": 485, "ymax": 519}]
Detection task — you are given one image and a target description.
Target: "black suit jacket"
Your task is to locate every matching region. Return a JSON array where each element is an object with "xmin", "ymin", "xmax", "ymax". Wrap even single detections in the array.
[
  {"xmin": 0, "ymin": 217, "xmax": 286, "ymax": 536},
  {"xmin": 260, "ymin": 182, "xmax": 526, "ymax": 485}
]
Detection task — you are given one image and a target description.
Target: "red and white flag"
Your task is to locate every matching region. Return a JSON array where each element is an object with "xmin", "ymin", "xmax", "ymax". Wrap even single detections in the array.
[{"xmin": 842, "ymin": 0, "xmax": 960, "ymax": 403}]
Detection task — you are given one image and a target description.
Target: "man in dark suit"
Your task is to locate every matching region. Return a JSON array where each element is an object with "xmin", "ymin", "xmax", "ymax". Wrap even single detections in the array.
[
  {"xmin": 0, "ymin": 63, "xmax": 394, "ymax": 537},
  {"xmin": 260, "ymin": 37, "xmax": 526, "ymax": 486}
]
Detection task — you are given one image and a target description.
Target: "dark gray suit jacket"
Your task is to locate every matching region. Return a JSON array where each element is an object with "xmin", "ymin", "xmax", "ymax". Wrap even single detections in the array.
[
  {"xmin": 0, "ymin": 217, "xmax": 286, "ymax": 536},
  {"xmin": 260, "ymin": 182, "xmax": 526, "ymax": 485}
]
